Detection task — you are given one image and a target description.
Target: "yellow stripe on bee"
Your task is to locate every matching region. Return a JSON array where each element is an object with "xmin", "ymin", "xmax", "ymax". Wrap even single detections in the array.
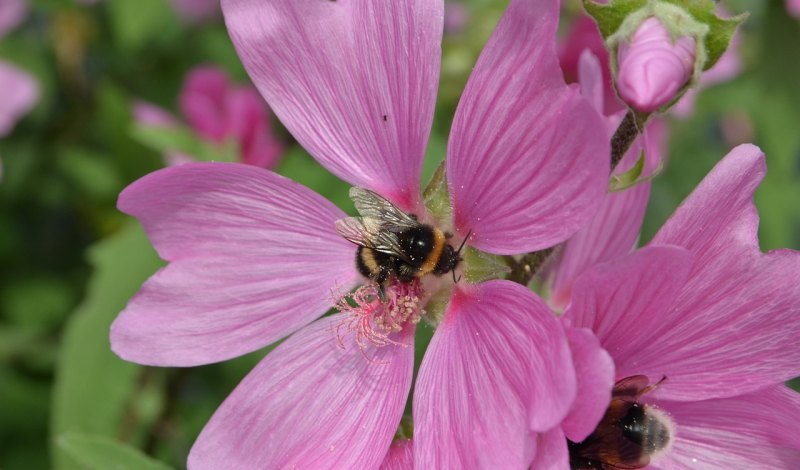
[
  {"xmin": 361, "ymin": 248, "xmax": 380, "ymax": 274},
  {"xmin": 419, "ymin": 229, "xmax": 446, "ymax": 276}
]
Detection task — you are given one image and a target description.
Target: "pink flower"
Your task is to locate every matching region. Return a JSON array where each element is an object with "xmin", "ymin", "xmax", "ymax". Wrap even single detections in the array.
[
  {"xmin": 0, "ymin": 0, "xmax": 38, "ymax": 140},
  {"xmin": 617, "ymin": 17, "xmax": 696, "ymax": 113},
  {"xmin": 0, "ymin": 61, "xmax": 39, "ymax": 137},
  {"xmin": 538, "ymin": 144, "xmax": 800, "ymax": 467},
  {"xmin": 0, "ymin": 0, "xmax": 27, "ymax": 38},
  {"xmin": 546, "ymin": 50, "xmax": 668, "ymax": 310},
  {"xmin": 133, "ymin": 65, "xmax": 284, "ymax": 168},
  {"xmin": 169, "ymin": 0, "xmax": 219, "ymax": 24},
  {"xmin": 789, "ymin": 0, "xmax": 800, "ymax": 18},
  {"xmin": 112, "ymin": 0, "xmax": 609, "ymax": 467}
]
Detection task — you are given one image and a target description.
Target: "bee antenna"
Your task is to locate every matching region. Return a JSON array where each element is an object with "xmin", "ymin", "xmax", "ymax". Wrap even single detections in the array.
[{"xmin": 456, "ymin": 230, "xmax": 472, "ymax": 256}]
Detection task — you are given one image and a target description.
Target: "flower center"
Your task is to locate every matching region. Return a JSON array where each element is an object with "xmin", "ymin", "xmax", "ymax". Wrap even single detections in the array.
[{"xmin": 334, "ymin": 278, "xmax": 426, "ymax": 349}]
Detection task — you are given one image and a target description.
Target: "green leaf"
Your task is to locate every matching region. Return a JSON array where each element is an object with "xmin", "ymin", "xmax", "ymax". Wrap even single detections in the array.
[
  {"xmin": 583, "ymin": 0, "xmax": 647, "ymax": 39},
  {"xmin": 51, "ymin": 221, "xmax": 164, "ymax": 470},
  {"xmin": 57, "ymin": 433, "xmax": 173, "ymax": 470},
  {"xmin": 422, "ymin": 161, "xmax": 453, "ymax": 227},
  {"xmin": 463, "ymin": 246, "xmax": 510, "ymax": 284},
  {"xmin": 130, "ymin": 124, "xmax": 238, "ymax": 164}
]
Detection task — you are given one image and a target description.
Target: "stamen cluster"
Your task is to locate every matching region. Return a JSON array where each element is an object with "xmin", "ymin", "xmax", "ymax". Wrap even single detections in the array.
[{"xmin": 334, "ymin": 279, "xmax": 425, "ymax": 349}]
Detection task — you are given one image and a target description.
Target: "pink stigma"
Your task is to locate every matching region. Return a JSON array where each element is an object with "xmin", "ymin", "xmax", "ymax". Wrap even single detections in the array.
[{"xmin": 334, "ymin": 279, "xmax": 425, "ymax": 349}]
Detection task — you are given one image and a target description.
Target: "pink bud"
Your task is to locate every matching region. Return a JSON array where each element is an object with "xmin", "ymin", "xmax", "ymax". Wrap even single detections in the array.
[{"xmin": 616, "ymin": 17, "xmax": 695, "ymax": 113}]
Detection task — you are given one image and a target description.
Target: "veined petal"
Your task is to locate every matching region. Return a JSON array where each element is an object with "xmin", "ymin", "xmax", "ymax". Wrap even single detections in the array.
[
  {"xmin": 189, "ymin": 314, "xmax": 414, "ymax": 469},
  {"xmin": 447, "ymin": 0, "xmax": 608, "ymax": 254},
  {"xmin": 379, "ymin": 439, "xmax": 413, "ymax": 470},
  {"xmin": 648, "ymin": 386, "xmax": 800, "ymax": 469},
  {"xmin": 414, "ymin": 280, "xmax": 576, "ymax": 469},
  {"xmin": 222, "ymin": 0, "xmax": 443, "ymax": 210},
  {"xmin": 563, "ymin": 245, "xmax": 692, "ymax": 360},
  {"xmin": 530, "ymin": 428, "xmax": 569, "ymax": 470},
  {"xmin": 0, "ymin": 61, "xmax": 39, "ymax": 136},
  {"xmin": 559, "ymin": 327, "xmax": 614, "ymax": 443},
  {"xmin": 643, "ymin": 145, "xmax": 800, "ymax": 400},
  {"xmin": 112, "ymin": 163, "xmax": 358, "ymax": 366}
]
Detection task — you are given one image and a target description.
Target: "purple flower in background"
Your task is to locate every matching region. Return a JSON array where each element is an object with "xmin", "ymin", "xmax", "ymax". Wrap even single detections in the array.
[
  {"xmin": 133, "ymin": 65, "xmax": 284, "ymax": 168},
  {"xmin": 0, "ymin": 0, "xmax": 38, "ymax": 139},
  {"xmin": 112, "ymin": 0, "xmax": 610, "ymax": 467},
  {"xmin": 170, "ymin": 0, "xmax": 220, "ymax": 24},
  {"xmin": 538, "ymin": 145, "xmax": 800, "ymax": 468},
  {"xmin": 0, "ymin": 0, "xmax": 26, "ymax": 38},
  {"xmin": 789, "ymin": 0, "xmax": 800, "ymax": 18},
  {"xmin": 616, "ymin": 17, "xmax": 696, "ymax": 113}
]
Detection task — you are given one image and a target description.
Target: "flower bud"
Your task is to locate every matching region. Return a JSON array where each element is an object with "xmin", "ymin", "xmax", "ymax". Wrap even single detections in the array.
[{"xmin": 616, "ymin": 16, "xmax": 695, "ymax": 113}]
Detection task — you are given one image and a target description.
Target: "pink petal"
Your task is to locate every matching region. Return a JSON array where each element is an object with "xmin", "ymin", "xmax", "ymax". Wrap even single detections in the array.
[
  {"xmin": 649, "ymin": 386, "xmax": 800, "ymax": 469},
  {"xmin": 179, "ymin": 66, "xmax": 230, "ymax": 142},
  {"xmin": 170, "ymin": 0, "xmax": 220, "ymax": 24},
  {"xmin": 0, "ymin": 0, "xmax": 27, "ymax": 39},
  {"xmin": 530, "ymin": 428, "xmax": 569, "ymax": 470},
  {"xmin": 379, "ymin": 439, "xmax": 413, "ymax": 470},
  {"xmin": 111, "ymin": 163, "xmax": 358, "ymax": 366},
  {"xmin": 644, "ymin": 144, "xmax": 800, "ymax": 399},
  {"xmin": 789, "ymin": 0, "xmax": 800, "ymax": 17},
  {"xmin": 447, "ymin": 0, "xmax": 608, "ymax": 254},
  {"xmin": 189, "ymin": 314, "xmax": 414, "ymax": 469},
  {"xmin": 132, "ymin": 100, "xmax": 179, "ymax": 128},
  {"xmin": 547, "ymin": 178, "xmax": 650, "ymax": 309},
  {"xmin": 559, "ymin": 15, "xmax": 622, "ymax": 115},
  {"xmin": 562, "ymin": 245, "xmax": 693, "ymax": 374},
  {"xmin": 226, "ymin": 87, "xmax": 284, "ymax": 169},
  {"xmin": 414, "ymin": 280, "xmax": 576, "ymax": 468},
  {"xmin": 222, "ymin": 0, "xmax": 444, "ymax": 210},
  {"xmin": 0, "ymin": 61, "xmax": 39, "ymax": 136},
  {"xmin": 559, "ymin": 327, "xmax": 615, "ymax": 442}
]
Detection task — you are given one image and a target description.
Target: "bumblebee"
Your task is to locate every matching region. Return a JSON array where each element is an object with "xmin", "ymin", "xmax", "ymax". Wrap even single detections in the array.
[
  {"xmin": 569, "ymin": 375, "xmax": 673, "ymax": 470},
  {"xmin": 335, "ymin": 187, "xmax": 466, "ymax": 285}
]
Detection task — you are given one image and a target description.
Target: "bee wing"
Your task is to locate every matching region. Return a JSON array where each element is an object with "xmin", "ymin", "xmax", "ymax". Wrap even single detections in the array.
[
  {"xmin": 349, "ymin": 187, "xmax": 420, "ymax": 230},
  {"xmin": 334, "ymin": 216, "xmax": 414, "ymax": 264}
]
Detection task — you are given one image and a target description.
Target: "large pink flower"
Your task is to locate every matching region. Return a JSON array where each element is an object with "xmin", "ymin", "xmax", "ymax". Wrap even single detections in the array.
[
  {"xmin": 112, "ymin": 0, "xmax": 610, "ymax": 467},
  {"xmin": 541, "ymin": 144, "xmax": 800, "ymax": 468}
]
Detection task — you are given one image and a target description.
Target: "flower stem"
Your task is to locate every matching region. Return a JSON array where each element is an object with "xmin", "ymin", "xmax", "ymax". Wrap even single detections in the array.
[
  {"xmin": 506, "ymin": 247, "xmax": 556, "ymax": 286},
  {"xmin": 611, "ymin": 110, "xmax": 649, "ymax": 171}
]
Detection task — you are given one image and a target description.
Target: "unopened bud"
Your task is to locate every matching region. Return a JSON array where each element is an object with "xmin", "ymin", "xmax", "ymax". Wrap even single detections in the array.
[{"xmin": 616, "ymin": 17, "xmax": 695, "ymax": 113}]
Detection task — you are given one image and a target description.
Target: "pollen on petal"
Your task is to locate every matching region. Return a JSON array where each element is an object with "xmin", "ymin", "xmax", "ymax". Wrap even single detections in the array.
[{"xmin": 333, "ymin": 279, "xmax": 425, "ymax": 350}]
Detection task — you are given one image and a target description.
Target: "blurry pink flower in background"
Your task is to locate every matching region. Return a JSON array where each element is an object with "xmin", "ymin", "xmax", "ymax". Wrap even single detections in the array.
[
  {"xmin": 0, "ymin": 0, "xmax": 27, "ymax": 38},
  {"xmin": 443, "ymin": 0, "xmax": 469, "ymax": 34},
  {"xmin": 616, "ymin": 17, "xmax": 696, "ymax": 113},
  {"xmin": 789, "ymin": 0, "xmax": 800, "ymax": 18},
  {"xmin": 544, "ymin": 145, "xmax": 800, "ymax": 468},
  {"xmin": 133, "ymin": 65, "xmax": 284, "ymax": 168},
  {"xmin": 170, "ymin": 0, "xmax": 220, "ymax": 24},
  {"xmin": 0, "ymin": 0, "xmax": 38, "ymax": 139},
  {"xmin": 112, "ymin": 0, "xmax": 610, "ymax": 467}
]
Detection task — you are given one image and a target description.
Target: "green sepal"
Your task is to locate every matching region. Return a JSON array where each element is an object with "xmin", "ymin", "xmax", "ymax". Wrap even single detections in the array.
[
  {"xmin": 583, "ymin": 0, "xmax": 746, "ymax": 72},
  {"xmin": 609, "ymin": 149, "xmax": 664, "ymax": 192},
  {"xmin": 130, "ymin": 123, "xmax": 238, "ymax": 164},
  {"xmin": 463, "ymin": 246, "xmax": 511, "ymax": 284},
  {"xmin": 423, "ymin": 286, "xmax": 453, "ymax": 327},
  {"xmin": 422, "ymin": 161, "xmax": 453, "ymax": 228}
]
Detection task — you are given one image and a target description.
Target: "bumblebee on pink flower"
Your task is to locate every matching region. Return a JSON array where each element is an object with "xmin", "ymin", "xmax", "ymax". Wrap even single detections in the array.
[{"xmin": 110, "ymin": 0, "xmax": 800, "ymax": 468}]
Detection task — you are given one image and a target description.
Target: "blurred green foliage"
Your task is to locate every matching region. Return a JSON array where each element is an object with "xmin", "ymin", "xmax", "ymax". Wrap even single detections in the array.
[{"xmin": 0, "ymin": 0, "xmax": 796, "ymax": 468}]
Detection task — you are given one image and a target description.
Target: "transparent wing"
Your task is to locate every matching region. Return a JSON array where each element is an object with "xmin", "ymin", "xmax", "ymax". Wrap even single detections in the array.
[
  {"xmin": 334, "ymin": 216, "xmax": 413, "ymax": 264},
  {"xmin": 349, "ymin": 187, "xmax": 420, "ymax": 230}
]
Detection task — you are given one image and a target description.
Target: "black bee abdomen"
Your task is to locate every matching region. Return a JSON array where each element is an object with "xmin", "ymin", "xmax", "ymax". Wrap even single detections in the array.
[
  {"xmin": 397, "ymin": 226, "xmax": 435, "ymax": 266},
  {"xmin": 619, "ymin": 404, "xmax": 647, "ymax": 445}
]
